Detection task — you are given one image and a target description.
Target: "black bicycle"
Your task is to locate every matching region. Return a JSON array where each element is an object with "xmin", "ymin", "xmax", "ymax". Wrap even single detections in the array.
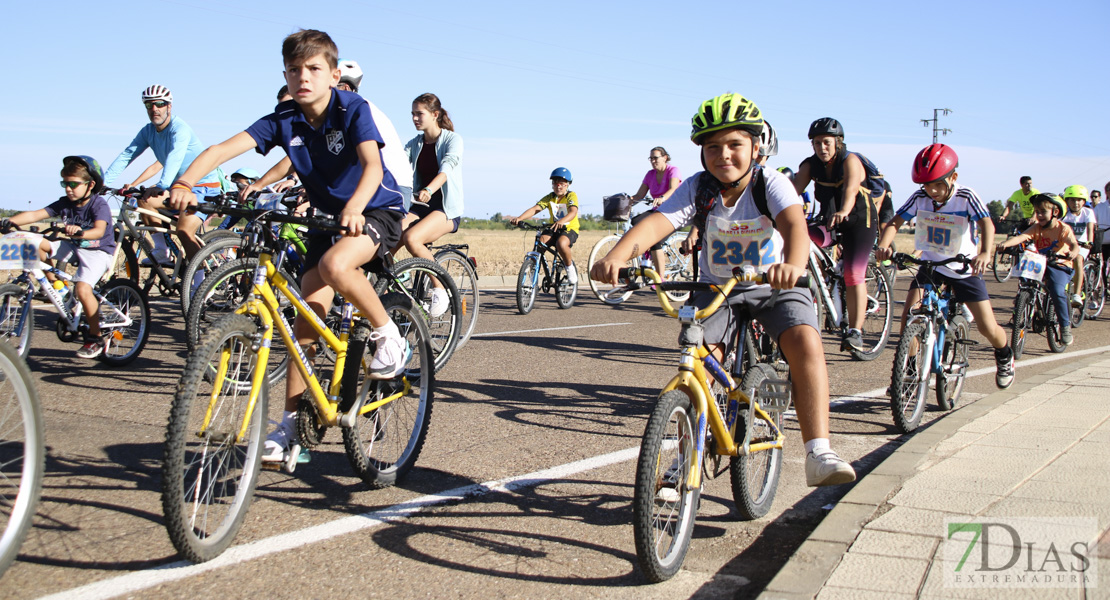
[{"xmin": 512, "ymin": 222, "xmax": 577, "ymax": 314}]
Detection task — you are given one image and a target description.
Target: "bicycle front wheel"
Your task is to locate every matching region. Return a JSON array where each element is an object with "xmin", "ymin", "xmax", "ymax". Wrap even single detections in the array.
[
  {"xmin": 342, "ymin": 293, "xmax": 434, "ymax": 488},
  {"xmin": 516, "ymin": 256, "xmax": 538, "ymax": 315},
  {"xmin": 434, "ymin": 250, "xmax": 479, "ymax": 349},
  {"xmin": 180, "ymin": 237, "xmax": 241, "ymax": 318},
  {"xmin": 661, "ymin": 234, "xmax": 693, "ymax": 303},
  {"xmin": 0, "ymin": 284, "xmax": 32, "ymax": 360},
  {"xmin": 730, "ymin": 363, "xmax": 784, "ymax": 520},
  {"xmin": 98, "ymin": 279, "xmax": 150, "ymax": 366},
  {"xmin": 109, "ymin": 237, "xmax": 140, "ymax": 283},
  {"xmin": 891, "ymin": 321, "xmax": 929, "ymax": 433},
  {"xmin": 633, "ymin": 390, "xmax": 699, "ymax": 583},
  {"xmin": 1011, "ymin": 289, "xmax": 1033, "ymax": 360},
  {"xmin": 1046, "ymin": 300, "xmax": 1066, "ymax": 353},
  {"xmin": 162, "ymin": 314, "xmax": 268, "ymax": 563},
  {"xmin": 993, "ymin": 250, "xmax": 1015, "ymax": 283},
  {"xmin": 848, "ymin": 262, "xmax": 894, "ymax": 361},
  {"xmin": 0, "ymin": 342, "xmax": 44, "ymax": 577},
  {"xmin": 587, "ymin": 234, "xmax": 634, "ymax": 305},
  {"xmin": 936, "ymin": 315, "xmax": 970, "ymax": 410},
  {"xmin": 555, "ymin": 258, "xmax": 577, "ymax": 309}
]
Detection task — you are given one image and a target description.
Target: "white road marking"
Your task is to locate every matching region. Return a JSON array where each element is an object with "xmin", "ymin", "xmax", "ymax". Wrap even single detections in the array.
[
  {"xmin": 470, "ymin": 322, "xmax": 632, "ymax": 337},
  {"xmin": 43, "ymin": 343, "xmax": 1110, "ymax": 599}
]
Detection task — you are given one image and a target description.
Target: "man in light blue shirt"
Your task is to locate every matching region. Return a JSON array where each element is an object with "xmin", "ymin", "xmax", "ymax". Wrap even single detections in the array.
[{"xmin": 103, "ymin": 85, "xmax": 224, "ymax": 263}]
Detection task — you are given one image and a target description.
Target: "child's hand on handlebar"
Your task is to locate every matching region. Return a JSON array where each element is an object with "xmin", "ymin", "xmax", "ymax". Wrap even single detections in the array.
[
  {"xmin": 874, "ymin": 245, "xmax": 892, "ymax": 262},
  {"xmin": 590, "ymin": 256, "xmax": 626, "ymax": 285},
  {"xmin": 166, "ymin": 187, "xmax": 197, "ymax": 212},
  {"xmin": 338, "ymin": 206, "xmax": 366, "ymax": 237},
  {"xmin": 763, "ymin": 262, "xmax": 806, "ymax": 290}
]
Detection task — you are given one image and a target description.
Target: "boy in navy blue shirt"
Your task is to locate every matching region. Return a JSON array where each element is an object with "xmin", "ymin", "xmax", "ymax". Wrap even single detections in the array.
[{"xmin": 168, "ymin": 29, "xmax": 407, "ymax": 462}]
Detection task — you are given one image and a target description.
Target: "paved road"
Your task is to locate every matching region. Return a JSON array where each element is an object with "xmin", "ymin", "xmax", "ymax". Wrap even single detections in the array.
[{"xmin": 2, "ymin": 273, "xmax": 1106, "ymax": 599}]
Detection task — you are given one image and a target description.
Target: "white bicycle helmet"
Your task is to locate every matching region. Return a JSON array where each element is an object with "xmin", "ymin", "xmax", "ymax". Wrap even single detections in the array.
[
  {"xmin": 338, "ymin": 59, "xmax": 363, "ymax": 91},
  {"xmin": 759, "ymin": 120, "xmax": 778, "ymax": 157},
  {"xmin": 141, "ymin": 84, "xmax": 173, "ymax": 104}
]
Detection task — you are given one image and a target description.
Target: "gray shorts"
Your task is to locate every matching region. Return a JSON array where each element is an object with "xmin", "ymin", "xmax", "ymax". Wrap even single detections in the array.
[
  {"xmin": 692, "ymin": 285, "xmax": 819, "ymax": 347},
  {"xmin": 49, "ymin": 240, "xmax": 112, "ymax": 285}
]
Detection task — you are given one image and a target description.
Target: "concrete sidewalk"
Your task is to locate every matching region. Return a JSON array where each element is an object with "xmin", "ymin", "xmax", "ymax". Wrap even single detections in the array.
[{"xmin": 760, "ymin": 354, "xmax": 1110, "ymax": 600}]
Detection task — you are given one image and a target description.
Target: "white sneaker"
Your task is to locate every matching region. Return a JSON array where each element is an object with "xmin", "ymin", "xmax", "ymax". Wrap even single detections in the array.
[
  {"xmin": 805, "ymin": 450, "xmax": 856, "ymax": 487},
  {"xmin": 262, "ymin": 420, "xmax": 294, "ymax": 462},
  {"xmin": 566, "ymin": 264, "xmax": 578, "ymax": 285},
  {"xmin": 368, "ymin": 330, "xmax": 411, "ymax": 380},
  {"xmin": 1071, "ymin": 293, "xmax": 1083, "ymax": 307},
  {"xmin": 428, "ymin": 287, "xmax": 449, "ymax": 318}
]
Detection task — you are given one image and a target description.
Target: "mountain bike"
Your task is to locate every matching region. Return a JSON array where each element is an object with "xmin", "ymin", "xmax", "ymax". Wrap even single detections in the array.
[
  {"xmin": 1008, "ymin": 248, "xmax": 1069, "ymax": 358},
  {"xmin": 430, "ymin": 243, "xmax": 479, "ymax": 348},
  {"xmin": 887, "ymin": 253, "xmax": 975, "ymax": 433},
  {"xmin": 992, "ymin": 219, "xmax": 1026, "ymax": 283},
  {"xmin": 1080, "ymin": 231, "xmax": 1107, "ymax": 320},
  {"xmin": 0, "ymin": 225, "xmax": 149, "ymax": 365},
  {"xmin": 623, "ymin": 266, "xmax": 803, "ymax": 582},
  {"xmin": 0, "ymin": 341, "xmax": 44, "ymax": 578},
  {"xmin": 512, "ymin": 222, "xmax": 577, "ymax": 314},
  {"xmin": 587, "ymin": 196, "xmax": 693, "ymax": 304},
  {"xmin": 806, "ymin": 234, "xmax": 894, "ymax": 361},
  {"xmin": 162, "ymin": 212, "xmax": 434, "ymax": 564}
]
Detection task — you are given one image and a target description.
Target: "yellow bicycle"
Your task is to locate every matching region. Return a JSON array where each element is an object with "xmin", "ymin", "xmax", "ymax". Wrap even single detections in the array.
[
  {"xmin": 622, "ymin": 266, "xmax": 802, "ymax": 582},
  {"xmin": 161, "ymin": 207, "xmax": 434, "ymax": 563}
]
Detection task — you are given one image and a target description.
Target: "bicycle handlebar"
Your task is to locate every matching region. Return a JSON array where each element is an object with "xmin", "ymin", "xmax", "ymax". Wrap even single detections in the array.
[
  {"xmin": 511, "ymin": 221, "xmax": 566, "ymax": 234},
  {"xmin": 618, "ymin": 266, "xmax": 809, "ymax": 320},
  {"xmin": 892, "ymin": 252, "xmax": 972, "ymax": 273}
]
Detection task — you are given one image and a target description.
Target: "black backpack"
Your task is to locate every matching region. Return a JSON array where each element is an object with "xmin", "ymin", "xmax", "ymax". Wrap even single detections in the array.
[{"xmin": 691, "ymin": 167, "xmax": 773, "ymax": 235}]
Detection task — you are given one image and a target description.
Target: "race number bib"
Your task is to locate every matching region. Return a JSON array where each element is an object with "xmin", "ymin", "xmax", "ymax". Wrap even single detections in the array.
[
  {"xmin": 705, "ymin": 215, "xmax": 779, "ymax": 279},
  {"xmin": 0, "ymin": 232, "xmax": 42, "ymax": 271},
  {"xmin": 256, "ymin": 192, "xmax": 284, "ymax": 211},
  {"xmin": 914, "ymin": 211, "xmax": 968, "ymax": 255},
  {"xmin": 550, "ymin": 203, "xmax": 568, "ymax": 221},
  {"xmin": 1010, "ymin": 250, "xmax": 1046, "ymax": 282}
]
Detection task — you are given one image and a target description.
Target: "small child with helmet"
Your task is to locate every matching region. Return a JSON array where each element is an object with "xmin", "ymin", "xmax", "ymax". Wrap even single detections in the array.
[
  {"xmin": 1, "ymin": 156, "xmax": 118, "ymax": 359},
  {"xmin": 996, "ymin": 192, "xmax": 1081, "ymax": 344},
  {"xmin": 509, "ymin": 167, "xmax": 581, "ymax": 286},
  {"xmin": 875, "ymin": 143, "xmax": 1016, "ymax": 387},
  {"xmin": 1061, "ymin": 185, "xmax": 1095, "ymax": 307}
]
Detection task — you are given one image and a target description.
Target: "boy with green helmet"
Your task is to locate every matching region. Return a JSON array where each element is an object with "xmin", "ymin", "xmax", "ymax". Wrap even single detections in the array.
[
  {"xmin": 1062, "ymin": 185, "xmax": 1095, "ymax": 307},
  {"xmin": 591, "ymin": 92, "xmax": 856, "ymax": 487}
]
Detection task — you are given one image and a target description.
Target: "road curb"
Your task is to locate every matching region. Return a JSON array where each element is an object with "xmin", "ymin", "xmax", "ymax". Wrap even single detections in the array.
[{"xmin": 756, "ymin": 351, "xmax": 1105, "ymax": 599}]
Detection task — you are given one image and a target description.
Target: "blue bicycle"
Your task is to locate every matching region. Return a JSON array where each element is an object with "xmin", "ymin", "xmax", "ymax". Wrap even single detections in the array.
[{"xmin": 888, "ymin": 253, "xmax": 975, "ymax": 433}]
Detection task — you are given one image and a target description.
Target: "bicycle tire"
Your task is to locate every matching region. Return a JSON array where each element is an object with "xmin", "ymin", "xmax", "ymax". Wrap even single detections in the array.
[
  {"xmin": 199, "ymin": 228, "xmax": 239, "ymax": 244},
  {"xmin": 516, "ymin": 256, "xmax": 538, "ymax": 315},
  {"xmin": 1011, "ymin": 289, "xmax": 1032, "ymax": 360},
  {"xmin": 1046, "ymin": 300, "xmax": 1065, "ymax": 353},
  {"xmin": 993, "ymin": 249, "xmax": 1015, "ymax": 283},
  {"xmin": 587, "ymin": 234, "xmax": 633, "ymax": 305},
  {"xmin": 661, "ymin": 235, "xmax": 693, "ymax": 303},
  {"xmin": 555, "ymin": 258, "xmax": 577, "ymax": 309},
  {"xmin": 98, "ymin": 278, "xmax": 150, "ymax": 366},
  {"xmin": 936, "ymin": 314, "xmax": 970, "ymax": 410},
  {"xmin": 0, "ymin": 342, "xmax": 44, "ymax": 577},
  {"xmin": 632, "ymin": 389, "xmax": 699, "ymax": 583},
  {"xmin": 434, "ymin": 250, "xmax": 479, "ymax": 349},
  {"xmin": 1071, "ymin": 290, "xmax": 1085, "ymax": 329},
  {"xmin": 380, "ymin": 257, "xmax": 462, "ymax": 373},
  {"xmin": 729, "ymin": 363, "xmax": 784, "ymax": 520},
  {"xmin": 890, "ymin": 321, "xmax": 929, "ymax": 433},
  {"xmin": 180, "ymin": 237, "xmax": 241, "ymax": 318},
  {"xmin": 342, "ymin": 293, "xmax": 434, "ymax": 488},
  {"xmin": 847, "ymin": 262, "xmax": 894, "ymax": 361},
  {"xmin": 162, "ymin": 314, "xmax": 267, "ymax": 563},
  {"xmin": 1083, "ymin": 262, "xmax": 1105, "ymax": 319},
  {"xmin": 186, "ymin": 257, "xmax": 297, "ymax": 387},
  {"xmin": 0, "ymin": 284, "xmax": 32, "ymax": 360},
  {"xmin": 109, "ymin": 236, "xmax": 140, "ymax": 283}
]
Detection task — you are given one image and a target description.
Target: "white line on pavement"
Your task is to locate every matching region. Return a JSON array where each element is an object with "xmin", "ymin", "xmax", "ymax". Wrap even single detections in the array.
[
  {"xmin": 470, "ymin": 322, "xmax": 632, "ymax": 337},
  {"xmin": 43, "ymin": 343, "xmax": 1110, "ymax": 599}
]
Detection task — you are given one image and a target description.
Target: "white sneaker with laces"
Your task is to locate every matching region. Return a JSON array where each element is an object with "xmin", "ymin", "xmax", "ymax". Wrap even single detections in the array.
[
  {"xmin": 1071, "ymin": 293, "xmax": 1083, "ymax": 307},
  {"xmin": 566, "ymin": 264, "xmax": 578, "ymax": 285},
  {"xmin": 805, "ymin": 450, "xmax": 856, "ymax": 487},
  {"xmin": 369, "ymin": 330, "xmax": 411, "ymax": 380},
  {"xmin": 428, "ymin": 287, "xmax": 449, "ymax": 317},
  {"xmin": 263, "ymin": 421, "xmax": 294, "ymax": 462}
]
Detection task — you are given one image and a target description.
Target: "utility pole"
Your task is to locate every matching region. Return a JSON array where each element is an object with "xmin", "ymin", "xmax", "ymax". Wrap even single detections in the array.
[{"xmin": 921, "ymin": 108, "xmax": 952, "ymax": 143}]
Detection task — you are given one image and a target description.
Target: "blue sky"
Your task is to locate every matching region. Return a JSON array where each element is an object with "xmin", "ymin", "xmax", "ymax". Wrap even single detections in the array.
[{"xmin": 3, "ymin": 0, "xmax": 1109, "ymax": 216}]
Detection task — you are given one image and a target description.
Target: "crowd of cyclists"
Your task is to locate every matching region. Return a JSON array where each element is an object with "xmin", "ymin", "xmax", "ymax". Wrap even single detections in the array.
[{"xmin": 5, "ymin": 26, "xmax": 1110, "ymax": 573}]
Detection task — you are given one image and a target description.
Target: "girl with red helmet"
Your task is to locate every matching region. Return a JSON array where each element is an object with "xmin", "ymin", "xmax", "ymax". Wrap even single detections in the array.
[{"xmin": 875, "ymin": 144, "xmax": 1016, "ymax": 388}]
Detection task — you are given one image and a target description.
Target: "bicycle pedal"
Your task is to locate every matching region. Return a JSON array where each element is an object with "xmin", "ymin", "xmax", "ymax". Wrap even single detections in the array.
[{"xmin": 955, "ymin": 339, "xmax": 978, "ymax": 346}]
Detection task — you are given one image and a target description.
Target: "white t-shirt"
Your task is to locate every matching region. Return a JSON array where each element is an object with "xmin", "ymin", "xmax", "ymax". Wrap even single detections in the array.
[
  {"xmin": 658, "ymin": 169, "xmax": 801, "ymax": 285},
  {"xmin": 365, "ymin": 100, "xmax": 413, "ymax": 189},
  {"xmin": 895, "ymin": 184, "xmax": 991, "ymax": 279},
  {"xmin": 1094, "ymin": 202, "xmax": 1110, "ymax": 245},
  {"xmin": 1063, "ymin": 207, "xmax": 1096, "ymax": 243}
]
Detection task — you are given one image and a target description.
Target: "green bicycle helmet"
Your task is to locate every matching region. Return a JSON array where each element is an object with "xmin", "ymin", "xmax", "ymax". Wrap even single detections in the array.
[
  {"xmin": 690, "ymin": 93, "xmax": 763, "ymax": 144},
  {"xmin": 1063, "ymin": 184, "xmax": 1089, "ymax": 201}
]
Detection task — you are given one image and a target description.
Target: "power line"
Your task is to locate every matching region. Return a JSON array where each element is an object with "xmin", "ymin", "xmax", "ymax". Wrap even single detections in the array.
[{"xmin": 921, "ymin": 108, "xmax": 952, "ymax": 144}]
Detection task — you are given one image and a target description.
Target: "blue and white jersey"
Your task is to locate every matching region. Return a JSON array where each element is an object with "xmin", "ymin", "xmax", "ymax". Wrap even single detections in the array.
[{"xmin": 896, "ymin": 183, "xmax": 991, "ymax": 279}]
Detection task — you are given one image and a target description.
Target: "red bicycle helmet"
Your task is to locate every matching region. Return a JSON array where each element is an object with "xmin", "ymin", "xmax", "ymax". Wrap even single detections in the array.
[{"xmin": 911, "ymin": 144, "xmax": 958, "ymax": 184}]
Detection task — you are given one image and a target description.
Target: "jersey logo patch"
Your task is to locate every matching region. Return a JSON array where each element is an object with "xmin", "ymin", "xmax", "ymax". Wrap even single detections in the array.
[
  {"xmin": 290, "ymin": 136, "xmax": 304, "ymax": 147},
  {"xmin": 325, "ymin": 130, "xmax": 345, "ymax": 155}
]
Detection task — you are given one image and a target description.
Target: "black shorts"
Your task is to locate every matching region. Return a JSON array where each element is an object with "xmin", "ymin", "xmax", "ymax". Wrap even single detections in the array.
[
  {"xmin": 630, "ymin": 210, "xmax": 665, "ymax": 251},
  {"xmin": 409, "ymin": 203, "xmax": 460, "ymax": 234},
  {"xmin": 909, "ymin": 269, "xmax": 989, "ymax": 303},
  {"xmin": 303, "ymin": 209, "xmax": 404, "ymax": 273},
  {"xmin": 546, "ymin": 229, "xmax": 578, "ymax": 248}
]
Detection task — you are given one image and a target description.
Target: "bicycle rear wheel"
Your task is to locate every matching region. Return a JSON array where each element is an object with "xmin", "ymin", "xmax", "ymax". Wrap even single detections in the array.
[
  {"xmin": 993, "ymin": 249, "xmax": 1015, "ymax": 283},
  {"xmin": 162, "ymin": 314, "xmax": 267, "ymax": 563},
  {"xmin": 633, "ymin": 390, "xmax": 699, "ymax": 583},
  {"xmin": 936, "ymin": 315, "xmax": 970, "ymax": 410},
  {"xmin": 848, "ymin": 262, "xmax": 894, "ymax": 361},
  {"xmin": 342, "ymin": 293, "xmax": 434, "ymax": 488},
  {"xmin": 516, "ymin": 256, "xmax": 538, "ymax": 315},
  {"xmin": 1083, "ymin": 263, "xmax": 1105, "ymax": 319},
  {"xmin": 555, "ymin": 258, "xmax": 577, "ymax": 309},
  {"xmin": 587, "ymin": 234, "xmax": 634, "ymax": 305},
  {"xmin": 891, "ymin": 321, "xmax": 929, "ymax": 433},
  {"xmin": 730, "ymin": 363, "xmax": 784, "ymax": 520},
  {"xmin": 383, "ymin": 257, "xmax": 461, "ymax": 373},
  {"xmin": 434, "ymin": 249, "xmax": 479, "ymax": 349},
  {"xmin": 0, "ymin": 342, "xmax": 44, "ymax": 577},
  {"xmin": 0, "ymin": 284, "xmax": 32, "ymax": 360},
  {"xmin": 98, "ymin": 279, "xmax": 150, "ymax": 366},
  {"xmin": 109, "ymin": 236, "xmax": 140, "ymax": 283}
]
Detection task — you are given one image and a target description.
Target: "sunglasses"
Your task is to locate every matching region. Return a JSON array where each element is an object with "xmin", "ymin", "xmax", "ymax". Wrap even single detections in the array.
[
  {"xmin": 144, "ymin": 100, "xmax": 170, "ymax": 109},
  {"xmin": 60, "ymin": 181, "xmax": 89, "ymax": 189},
  {"xmin": 648, "ymin": 156, "xmax": 664, "ymax": 160}
]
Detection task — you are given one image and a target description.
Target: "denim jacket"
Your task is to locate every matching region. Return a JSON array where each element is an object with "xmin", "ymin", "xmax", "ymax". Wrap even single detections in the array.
[{"xmin": 405, "ymin": 129, "xmax": 464, "ymax": 219}]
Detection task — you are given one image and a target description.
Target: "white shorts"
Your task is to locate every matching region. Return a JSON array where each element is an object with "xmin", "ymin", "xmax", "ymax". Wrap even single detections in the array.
[{"xmin": 48, "ymin": 241, "xmax": 113, "ymax": 286}]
